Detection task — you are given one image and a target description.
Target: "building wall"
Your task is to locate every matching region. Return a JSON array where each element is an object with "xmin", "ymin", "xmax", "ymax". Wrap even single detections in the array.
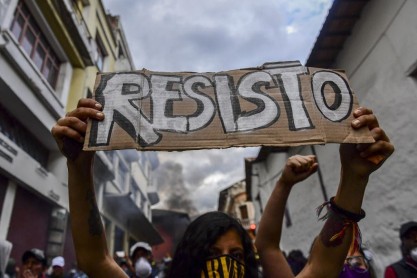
[
  {"xmin": 0, "ymin": 0, "xmax": 159, "ymax": 270},
  {"xmin": 0, "ymin": 174, "xmax": 7, "ymax": 209},
  {"xmin": 219, "ymin": 182, "xmax": 256, "ymax": 230},
  {"xmin": 327, "ymin": 0, "xmax": 417, "ymax": 274},
  {"xmin": 7, "ymin": 186, "xmax": 53, "ymax": 267},
  {"xmin": 251, "ymin": 146, "xmax": 326, "ymax": 253},
  {"xmin": 0, "ymin": 0, "xmax": 73, "ymax": 264},
  {"xmin": 62, "ymin": 221, "xmax": 77, "ymax": 272},
  {"xmin": 251, "ymin": 1, "xmax": 417, "ymax": 277}
]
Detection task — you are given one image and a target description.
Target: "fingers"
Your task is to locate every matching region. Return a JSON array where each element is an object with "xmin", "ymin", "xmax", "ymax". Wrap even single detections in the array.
[
  {"xmin": 77, "ymin": 98, "xmax": 103, "ymax": 110},
  {"xmin": 351, "ymin": 107, "xmax": 394, "ymax": 164},
  {"xmin": 356, "ymin": 127, "xmax": 395, "ymax": 165},
  {"xmin": 280, "ymin": 155, "xmax": 317, "ymax": 186},
  {"xmin": 66, "ymin": 106, "xmax": 104, "ymax": 122},
  {"xmin": 288, "ymin": 155, "xmax": 317, "ymax": 172},
  {"xmin": 353, "ymin": 106, "xmax": 373, "ymax": 118},
  {"xmin": 52, "ymin": 122, "xmax": 85, "ymax": 143},
  {"xmin": 52, "ymin": 98, "xmax": 104, "ymax": 141},
  {"xmin": 351, "ymin": 107, "xmax": 379, "ymax": 131}
]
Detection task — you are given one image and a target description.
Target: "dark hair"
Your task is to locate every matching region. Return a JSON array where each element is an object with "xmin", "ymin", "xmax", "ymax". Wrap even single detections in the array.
[
  {"xmin": 358, "ymin": 247, "xmax": 377, "ymax": 278},
  {"xmin": 287, "ymin": 249, "xmax": 307, "ymax": 275},
  {"xmin": 167, "ymin": 211, "xmax": 258, "ymax": 278}
]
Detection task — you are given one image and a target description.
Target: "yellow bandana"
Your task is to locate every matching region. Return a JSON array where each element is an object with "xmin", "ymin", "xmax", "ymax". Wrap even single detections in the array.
[{"xmin": 201, "ymin": 255, "xmax": 245, "ymax": 278}]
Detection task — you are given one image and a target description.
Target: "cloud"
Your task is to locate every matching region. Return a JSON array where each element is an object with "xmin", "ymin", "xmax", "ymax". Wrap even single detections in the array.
[
  {"xmin": 103, "ymin": 0, "xmax": 332, "ymax": 71},
  {"xmin": 101, "ymin": 0, "xmax": 333, "ymax": 213}
]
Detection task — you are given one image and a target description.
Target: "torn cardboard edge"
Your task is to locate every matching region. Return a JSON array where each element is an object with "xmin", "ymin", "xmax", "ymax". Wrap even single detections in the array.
[{"xmin": 84, "ymin": 60, "xmax": 374, "ymax": 151}]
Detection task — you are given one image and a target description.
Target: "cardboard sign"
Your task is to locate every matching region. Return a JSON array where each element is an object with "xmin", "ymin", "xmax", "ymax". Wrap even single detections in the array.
[{"xmin": 84, "ymin": 61, "xmax": 374, "ymax": 151}]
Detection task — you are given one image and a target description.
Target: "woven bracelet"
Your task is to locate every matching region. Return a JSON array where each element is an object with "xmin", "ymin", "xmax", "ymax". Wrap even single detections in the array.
[{"xmin": 328, "ymin": 197, "xmax": 366, "ymax": 222}]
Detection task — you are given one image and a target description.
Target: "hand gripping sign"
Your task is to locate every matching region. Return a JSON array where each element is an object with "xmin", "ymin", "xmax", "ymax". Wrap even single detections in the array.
[{"xmin": 84, "ymin": 61, "xmax": 374, "ymax": 151}]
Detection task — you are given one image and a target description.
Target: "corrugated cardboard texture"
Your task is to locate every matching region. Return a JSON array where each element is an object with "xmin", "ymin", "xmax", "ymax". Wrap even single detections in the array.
[{"xmin": 84, "ymin": 61, "xmax": 374, "ymax": 151}]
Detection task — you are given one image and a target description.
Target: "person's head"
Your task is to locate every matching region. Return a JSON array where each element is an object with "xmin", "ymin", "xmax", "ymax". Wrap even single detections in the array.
[
  {"xmin": 21, "ymin": 248, "xmax": 47, "ymax": 277},
  {"xmin": 5, "ymin": 258, "xmax": 18, "ymax": 276},
  {"xmin": 287, "ymin": 249, "xmax": 307, "ymax": 275},
  {"xmin": 399, "ymin": 221, "xmax": 417, "ymax": 260},
  {"xmin": 130, "ymin": 242, "xmax": 153, "ymax": 278},
  {"xmin": 50, "ymin": 256, "xmax": 65, "ymax": 277},
  {"xmin": 118, "ymin": 258, "xmax": 129, "ymax": 271},
  {"xmin": 340, "ymin": 247, "xmax": 375, "ymax": 278},
  {"xmin": 168, "ymin": 211, "xmax": 258, "ymax": 278}
]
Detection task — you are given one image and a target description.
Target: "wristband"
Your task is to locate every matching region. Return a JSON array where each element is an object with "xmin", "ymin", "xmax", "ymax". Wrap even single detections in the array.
[
  {"xmin": 328, "ymin": 197, "xmax": 366, "ymax": 222},
  {"xmin": 316, "ymin": 196, "xmax": 365, "ymax": 255}
]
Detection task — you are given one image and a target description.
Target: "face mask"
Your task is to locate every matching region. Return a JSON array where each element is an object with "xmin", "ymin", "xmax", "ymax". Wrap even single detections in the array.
[
  {"xmin": 410, "ymin": 247, "xmax": 417, "ymax": 262},
  {"xmin": 201, "ymin": 254, "xmax": 245, "ymax": 278},
  {"xmin": 339, "ymin": 264, "xmax": 370, "ymax": 278},
  {"xmin": 135, "ymin": 257, "xmax": 152, "ymax": 278}
]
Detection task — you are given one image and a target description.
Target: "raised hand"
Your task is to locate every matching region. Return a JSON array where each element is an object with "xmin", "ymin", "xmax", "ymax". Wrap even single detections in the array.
[
  {"xmin": 51, "ymin": 98, "xmax": 104, "ymax": 161},
  {"xmin": 340, "ymin": 107, "xmax": 394, "ymax": 178},
  {"xmin": 279, "ymin": 154, "xmax": 318, "ymax": 186}
]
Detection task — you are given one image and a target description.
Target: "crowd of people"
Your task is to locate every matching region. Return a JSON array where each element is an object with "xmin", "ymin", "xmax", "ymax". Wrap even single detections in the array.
[
  {"xmin": 2, "ymin": 219, "xmax": 416, "ymax": 278},
  {"xmin": 280, "ymin": 220, "xmax": 417, "ymax": 277},
  {"xmin": 0, "ymin": 248, "xmax": 87, "ymax": 278},
  {"xmin": 1, "ymin": 97, "xmax": 412, "ymax": 277},
  {"xmin": 0, "ymin": 242, "xmax": 175, "ymax": 278}
]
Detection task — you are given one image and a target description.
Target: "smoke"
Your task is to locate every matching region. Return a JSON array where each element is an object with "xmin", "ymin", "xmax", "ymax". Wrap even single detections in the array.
[
  {"xmin": 155, "ymin": 148, "xmax": 259, "ymax": 213},
  {"xmin": 154, "ymin": 161, "xmax": 198, "ymax": 216}
]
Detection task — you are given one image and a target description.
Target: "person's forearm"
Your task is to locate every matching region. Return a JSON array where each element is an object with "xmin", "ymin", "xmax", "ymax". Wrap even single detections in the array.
[
  {"xmin": 306, "ymin": 169, "xmax": 368, "ymax": 277},
  {"xmin": 256, "ymin": 179, "xmax": 291, "ymax": 251},
  {"xmin": 334, "ymin": 168, "xmax": 368, "ymax": 213},
  {"xmin": 67, "ymin": 159, "xmax": 109, "ymax": 273},
  {"xmin": 255, "ymin": 180, "xmax": 295, "ymax": 278}
]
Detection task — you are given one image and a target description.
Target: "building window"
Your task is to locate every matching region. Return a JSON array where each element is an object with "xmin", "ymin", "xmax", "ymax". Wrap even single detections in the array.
[
  {"xmin": 114, "ymin": 225, "xmax": 125, "ymax": 253},
  {"xmin": 118, "ymin": 44, "xmax": 125, "ymax": 59},
  {"xmin": 239, "ymin": 204, "xmax": 249, "ymax": 219},
  {"xmin": 10, "ymin": 1, "xmax": 60, "ymax": 89},
  {"xmin": 95, "ymin": 35, "xmax": 107, "ymax": 71},
  {"xmin": 0, "ymin": 103, "xmax": 49, "ymax": 167},
  {"xmin": 116, "ymin": 160, "xmax": 129, "ymax": 191}
]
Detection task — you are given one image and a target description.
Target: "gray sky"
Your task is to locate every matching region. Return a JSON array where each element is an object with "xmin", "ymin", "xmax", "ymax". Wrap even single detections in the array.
[{"xmin": 102, "ymin": 0, "xmax": 333, "ymax": 213}]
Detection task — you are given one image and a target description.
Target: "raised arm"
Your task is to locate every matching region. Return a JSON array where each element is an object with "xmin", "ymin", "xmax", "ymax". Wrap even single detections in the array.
[
  {"xmin": 255, "ymin": 107, "xmax": 394, "ymax": 278},
  {"xmin": 51, "ymin": 98, "xmax": 127, "ymax": 277},
  {"xmin": 300, "ymin": 107, "xmax": 394, "ymax": 278},
  {"xmin": 255, "ymin": 155, "xmax": 318, "ymax": 278}
]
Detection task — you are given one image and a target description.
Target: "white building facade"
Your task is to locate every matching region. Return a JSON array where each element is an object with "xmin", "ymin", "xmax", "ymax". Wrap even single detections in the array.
[
  {"xmin": 0, "ymin": 0, "xmax": 161, "ymax": 269},
  {"xmin": 248, "ymin": 0, "xmax": 417, "ymax": 276}
]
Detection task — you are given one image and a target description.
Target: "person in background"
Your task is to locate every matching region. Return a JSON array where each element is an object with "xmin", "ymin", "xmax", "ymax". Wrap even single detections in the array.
[
  {"xmin": 340, "ymin": 246, "xmax": 376, "ymax": 278},
  {"xmin": 157, "ymin": 257, "xmax": 171, "ymax": 278},
  {"xmin": 255, "ymin": 107, "xmax": 394, "ymax": 277},
  {"xmin": 47, "ymin": 257, "xmax": 65, "ymax": 278},
  {"xmin": 66, "ymin": 266, "xmax": 87, "ymax": 278},
  {"xmin": 4, "ymin": 258, "xmax": 20, "ymax": 278},
  {"xmin": 20, "ymin": 249, "xmax": 47, "ymax": 278},
  {"xmin": 117, "ymin": 258, "xmax": 132, "ymax": 277},
  {"xmin": 129, "ymin": 242, "xmax": 155, "ymax": 278},
  {"xmin": 0, "ymin": 240, "xmax": 13, "ymax": 278},
  {"xmin": 384, "ymin": 221, "xmax": 417, "ymax": 277},
  {"xmin": 286, "ymin": 250, "xmax": 307, "ymax": 275}
]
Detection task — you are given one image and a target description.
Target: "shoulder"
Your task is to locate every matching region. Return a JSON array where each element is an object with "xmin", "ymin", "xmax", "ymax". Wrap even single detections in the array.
[
  {"xmin": 384, "ymin": 265, "xmax": 397, "ymax": 278},
  {"xmin": 388, "ymin": 258, "xmax": 406, "ymax": 268}
]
